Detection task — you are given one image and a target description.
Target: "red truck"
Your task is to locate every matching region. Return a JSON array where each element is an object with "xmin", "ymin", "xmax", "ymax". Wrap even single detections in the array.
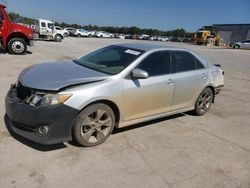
[{"xmin": 0, "ymin": 4, "xmax": 34, "ymax": 54}]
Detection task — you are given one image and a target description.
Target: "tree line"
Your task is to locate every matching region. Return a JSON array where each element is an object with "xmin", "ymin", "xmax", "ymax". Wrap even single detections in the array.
[{"xmin": 7, "ymin": 12, "xmax": 194, "ymax": 38}]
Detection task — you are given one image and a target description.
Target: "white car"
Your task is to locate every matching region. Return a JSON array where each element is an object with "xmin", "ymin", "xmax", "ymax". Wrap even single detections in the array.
[
  {"xmin": 157, "ymin": 36, "xmax": 169, "ymax": 42},
  {"xmin": 72, "ymin": 29, "xmax": 92, "ymax": 37},
  {"xmin": 55, "ymin": 26, "xmax": 69, "ymax": 37},
  {"xmin": 95, "ymin": 31, "xmax": 114, "ymax": 38},
  {"xmin": 64, "ymin": 28, "xmax": 75, "ymax": 36}
]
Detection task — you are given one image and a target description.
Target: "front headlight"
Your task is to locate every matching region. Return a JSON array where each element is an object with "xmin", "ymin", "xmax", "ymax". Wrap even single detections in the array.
[{"xmin": 29, "ymin": 93, "xmax": 72, "ymax": 107}]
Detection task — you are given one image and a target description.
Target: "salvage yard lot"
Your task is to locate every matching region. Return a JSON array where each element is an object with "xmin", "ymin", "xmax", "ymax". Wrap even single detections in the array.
[{"xmin": 0, "ymin": 38, "xmax": 250, "ymax": 188}]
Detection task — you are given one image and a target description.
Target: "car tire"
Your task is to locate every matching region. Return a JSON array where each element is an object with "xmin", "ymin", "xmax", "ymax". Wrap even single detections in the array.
[
  {"xmin": 100, "ymin": 35, "xmax": 103, "ymax": 38},
  {"xmin": 73, "ymin": 103, "xmax": 115, "ymax": 147},
  {"xmin": 77, "ymin": 34, "xmax": 81, "ymax": 38},
  {"xmin": 54, "ymin": 34, "xmax": 62, "ymax": 42},
  {"xmin": 8, "ymin": 38, "xmax": 27, "ymax": 55},
  {"xmin": 233, "ymin": 44, "xmax": 240, "ymax": 49},
  {"xmin": 88, "ymin": 34, "xmax": 91, "ymax": 37},
  {"xmin": 64, "ymin": 33, "xmax": 69, "ymax": 37},
  {"xmin": 193, "ymin": 87, "xmax": 214, "ymax": 116}
]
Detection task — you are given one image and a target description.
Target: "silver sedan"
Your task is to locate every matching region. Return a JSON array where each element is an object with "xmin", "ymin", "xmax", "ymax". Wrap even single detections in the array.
[
  {"xmin": 233, "ymin": 39, "xmax": 250, "ymax": 49},
  {"xmin": 5, "ymin": 43, "xmax": 224, "ymax": 146}
]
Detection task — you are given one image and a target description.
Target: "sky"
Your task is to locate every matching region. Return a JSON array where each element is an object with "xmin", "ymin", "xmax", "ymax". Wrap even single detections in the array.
[{"xmin": 2, "ymin": 0, "xmax": 250, "ymax": 31}]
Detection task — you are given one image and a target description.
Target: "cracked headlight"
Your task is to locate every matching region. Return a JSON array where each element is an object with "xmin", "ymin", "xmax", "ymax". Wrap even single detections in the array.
[{"xmin": 30, "ymin": 93, "xmax": 72, "ymax": 107}]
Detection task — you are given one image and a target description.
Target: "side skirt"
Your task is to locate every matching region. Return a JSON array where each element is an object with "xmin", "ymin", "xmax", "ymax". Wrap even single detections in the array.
[{"xmin": 118, "ymin": 106, "xmax": 194, "ymax": 128}]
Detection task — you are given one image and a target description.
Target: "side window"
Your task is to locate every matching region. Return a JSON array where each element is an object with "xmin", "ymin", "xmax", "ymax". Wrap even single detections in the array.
[
  {"xmin": 48, "ymin": 23, "xmax": 54, "ymax": 29},
  {"xmin": 137, "ymin": 51, "xmax": 171, "ymax": 76},
  {"xmin": 41, "ymin": 22, "xmax": 46, "ymax": 27},
  {"xmin": 196, "ymin": 58, "xmax": 205, "ymax": 69},
  {"xmin": 172, "ymin": 51, "xmax": 204, "ymax": 73}
]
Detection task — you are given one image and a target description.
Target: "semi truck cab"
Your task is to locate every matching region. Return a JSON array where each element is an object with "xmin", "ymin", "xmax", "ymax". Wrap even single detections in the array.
[
  {"xmin": 0, "ymin": 4, "xmax": 34, "ymax": 54},
  {"xmin": 34, "ymin": 19, "xmax": 64, "ymax": 42}
]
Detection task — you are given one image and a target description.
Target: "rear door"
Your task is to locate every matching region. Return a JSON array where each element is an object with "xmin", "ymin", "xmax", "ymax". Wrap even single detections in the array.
[
  {"xmin": 170, "ymin": 50, "xmax": 208, "ymax": 111},
  {"xmin": 123, "ymin": 51, "xmax": 175, "ymax": 121}
]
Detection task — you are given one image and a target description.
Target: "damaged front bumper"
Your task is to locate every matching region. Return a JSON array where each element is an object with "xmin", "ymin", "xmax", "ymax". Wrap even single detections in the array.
[{"xmin": 5, "ymin": 85, "xmax": 79, "ymax": 145}]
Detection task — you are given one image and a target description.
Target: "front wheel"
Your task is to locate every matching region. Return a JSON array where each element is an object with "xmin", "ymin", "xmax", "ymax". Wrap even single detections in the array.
[
  {"xmin": 73, "ymin": 104, "xmax": 115, "ymax": 147},
  {"xmin": 54, "ymin": 35, "xmax": 62, "ymax": 42},
  {"xmin": 8, "ymin": 38, "xmax": 27, "ymax": 55},
  {"xmin": 193, "ymin": 88, "xmax": 214, "ymax": 116},
  {"xmin": 233, "ymin": 44, "xmax": 240, "ymax": 49}
]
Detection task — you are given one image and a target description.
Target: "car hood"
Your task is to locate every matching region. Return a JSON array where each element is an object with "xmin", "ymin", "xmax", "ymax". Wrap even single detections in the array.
[{"xmin": 18, "ymin": 61, "xmax": 110, "ymax": 91}]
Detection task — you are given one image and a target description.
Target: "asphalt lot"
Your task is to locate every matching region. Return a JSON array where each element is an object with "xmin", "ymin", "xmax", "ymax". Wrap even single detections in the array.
[{"xmin": 0, "ymin": 38, "xmax": 250, "ymax": 188}]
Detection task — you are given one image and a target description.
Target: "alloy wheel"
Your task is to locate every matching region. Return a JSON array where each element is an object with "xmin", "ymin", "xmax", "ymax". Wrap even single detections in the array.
[{"xmin": 80, "ymin": 109, "xmax": 112, "ymax": 143}]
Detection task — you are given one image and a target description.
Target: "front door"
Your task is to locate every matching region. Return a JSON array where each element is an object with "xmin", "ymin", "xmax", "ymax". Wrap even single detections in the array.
[{"xmin": 123, "ymin": 51, "xmax": 174, "ymax": 121}]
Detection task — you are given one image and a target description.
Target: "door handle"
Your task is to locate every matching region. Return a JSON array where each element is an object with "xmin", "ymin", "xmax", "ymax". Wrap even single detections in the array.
[
  {"xmin": 201, "ymin": 73, "xmax": 208, "ymax": 80},
  {"xmin": 166, "ymin": 79, "xmax": 174, "ymax": 85}
]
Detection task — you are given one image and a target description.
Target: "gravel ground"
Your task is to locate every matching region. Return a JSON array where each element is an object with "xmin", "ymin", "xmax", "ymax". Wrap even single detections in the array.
[{"xmin": 0, "ymin": 38, "xmax": 250, "ymax": 188}]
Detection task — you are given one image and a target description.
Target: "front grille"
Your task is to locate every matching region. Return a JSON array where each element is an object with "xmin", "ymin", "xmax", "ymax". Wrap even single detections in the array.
[{"xmin": 16, "ymin": 82, "xmax": 32, "ymax": 100}]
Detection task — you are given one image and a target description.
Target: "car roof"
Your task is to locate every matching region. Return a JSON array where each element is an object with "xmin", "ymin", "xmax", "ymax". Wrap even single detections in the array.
[{"xmin": 116, "ymin": 43, "xmax": 180, "ymax": 52}]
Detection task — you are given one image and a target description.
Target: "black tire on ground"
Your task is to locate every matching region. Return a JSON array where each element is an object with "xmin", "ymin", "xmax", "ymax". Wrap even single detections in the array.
[
  {"xmin": 64, "ymin": 33, "xmax": 69, "ymax": 37},
  {"xmin": 54, "ymin": 34, "xmax": 62, "ymax": 42},
  {"xmin": 8, "ymin": 38, "xmax": 27, "ymax": 55},
  {"xmin": 233, "ymin": 44, "xmax": 240, "ymax": 49},
  {"xmin": 100, "ymin": 35, "xmax": 103, "ymax": 38},
  {"xmin": 77, "ymin": 34, "xmax": 81, "ymax": 38},
  {"xmin": 73, "ymin": 103, "xmax": 116, "ymax": 147},
  {"xmin": 88, "ymin": 34, "xmax": 91, "ymax": 37},
  {"xmin": 193, "ymin": 87, "xmax": 214, "ymax": 116}
]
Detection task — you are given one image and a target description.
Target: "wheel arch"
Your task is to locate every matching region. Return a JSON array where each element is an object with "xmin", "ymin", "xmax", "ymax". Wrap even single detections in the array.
[
  {"xmin": 7, "ymin": 32, "xmax": 29, "ymax": 45},
  {"xmin": 204, "ymin": 85, "xmax": 215, "ymax": 103},
  {"xmin": 79, "ymin": 99, "xmax": 121, "ymax": 127},
  {"xmin": 55, "ymin": 33, "xmax": 64, "ymax": 39}
]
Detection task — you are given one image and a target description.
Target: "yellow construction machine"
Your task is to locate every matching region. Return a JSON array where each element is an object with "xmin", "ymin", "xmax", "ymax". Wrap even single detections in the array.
[{"xmin": 194, "ymin": 29, "xmax": 224, "ymax": 46}]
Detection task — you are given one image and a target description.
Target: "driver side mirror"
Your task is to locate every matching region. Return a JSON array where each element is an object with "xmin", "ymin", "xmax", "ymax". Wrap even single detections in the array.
[{"xmin": 131, "ymin": 68, "xmax": 149, "ymax": 79}]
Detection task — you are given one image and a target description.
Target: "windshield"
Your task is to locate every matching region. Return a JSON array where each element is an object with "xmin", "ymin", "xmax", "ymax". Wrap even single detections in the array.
[
  {"xmin": 48, "ymin": 23, "xmax": 54, "ymax": 29},
  {"xmin": 74, "ymin": 45, "xmax": 145, "ymax": 75}
]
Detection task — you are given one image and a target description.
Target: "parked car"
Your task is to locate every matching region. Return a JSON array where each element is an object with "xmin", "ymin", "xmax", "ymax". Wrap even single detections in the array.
[
  {"xmin": 233, "ymin": 39, "xmax": 250, "ymax": 49},
  {"xmin": 5, "ymin": 43, "xmax": 224, "ymax": 147},
  {"xmin": 88, "ymin": 30, "xmax": 96, "ymax": 37},
  {"xmin": 64, "ymin": 28, "xmax": 75, "ymax": 36},
  {"xmin": 171, "ymin": 37, "xmax": 183, "ymax": 42},
  {"xmin": 157, "ymin": 36, "xmax": 169, "ymax": 42},
  {"xmin": 138, "ymin": 34, "xmax": 150, "ymax": 40},
  {"xmin": 55, "ymin": 26, "xmax": 69, "ymax": 37},
  {"xmin": 72, "ymin": 29, "xmax": 92, "ymax": 37},
  {"xmin": 114, "ymin": 33, "xmax": 125, "ymax": 39},
  {"xmin": 95, "ymin": 31, "xmax": 114, "ymax": 38},
  {"xmin": 149, "ymin": 36, "xmax": 157, "ymax": 41}
]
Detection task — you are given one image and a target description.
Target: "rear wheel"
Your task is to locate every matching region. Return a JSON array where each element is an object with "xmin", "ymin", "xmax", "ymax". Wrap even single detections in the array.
[
  {"xmin": 77, "ymin": 34, "xmax": 81, "ymax": 38},
  {"xmin": 193, "ymin": 88, "xmax": 214, "ymax": 116},
  {"xmin": 8, "ymin": 38, "xmax": 27, "ymax": 55},
  {"xmin": 73, "ymin": 104, "xmax": 115, "ymax": 147}
]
